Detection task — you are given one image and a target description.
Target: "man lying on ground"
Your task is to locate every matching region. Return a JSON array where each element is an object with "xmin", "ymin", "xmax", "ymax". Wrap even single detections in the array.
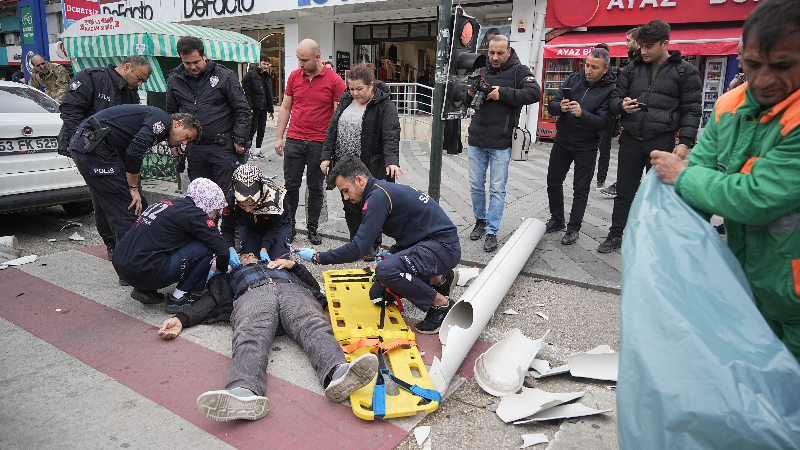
[{"xmin": 158, "ymin": 253, "xmax": 378, "ymax": 421}]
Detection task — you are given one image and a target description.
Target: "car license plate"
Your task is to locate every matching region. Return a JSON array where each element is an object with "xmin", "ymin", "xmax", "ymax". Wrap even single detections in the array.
[{"xmin": 0, "ymin": 137, "xmax": 59, "ymax": 155}]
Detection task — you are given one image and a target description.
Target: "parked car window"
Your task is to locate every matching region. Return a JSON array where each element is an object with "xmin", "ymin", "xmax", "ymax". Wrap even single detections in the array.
[{"xmin": 0, "ymin": 86, "xmax": 60, "ymax": 113}]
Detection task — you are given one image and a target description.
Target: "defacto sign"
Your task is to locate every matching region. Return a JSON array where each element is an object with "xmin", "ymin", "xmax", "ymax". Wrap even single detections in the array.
[{"xmin": 545, "ymin": 0, "xmax": 759, "ymax": 28}]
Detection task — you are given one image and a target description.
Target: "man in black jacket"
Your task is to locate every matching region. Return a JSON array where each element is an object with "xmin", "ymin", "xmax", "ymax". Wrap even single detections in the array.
[
  {"xmin": 466, "ymin": 35, "xmax": 541, "ymax": 252},
  {"xmin": 242, "ymin": 54, "xmax": 274, "ymax": 157},
  {"xmin": 166, "ymin": 36, "xmax": 252, "ymax": 191},
  {"xmin": 545, "ymin": 48, "xmax": 616, "ymax": 246},
  {"xmin": 598, "ymin": 20, "xmax": 701, "ymax": 253},
  {"xmin": 158, "ymin": 255, "xmax": 378, "ymax": 422},
  {"xmin": 58, "ymin": 56, "xmax": 152, "ymax": 261}
]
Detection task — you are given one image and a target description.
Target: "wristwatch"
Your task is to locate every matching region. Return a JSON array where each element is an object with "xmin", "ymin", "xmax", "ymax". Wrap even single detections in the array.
[
  {"xmin": 312, "ymin": 252, "xmax": 320, "ymax": 265},
  {"xmin": 128, "ymin": 185, "xmax": 138, "ymax": 190}
]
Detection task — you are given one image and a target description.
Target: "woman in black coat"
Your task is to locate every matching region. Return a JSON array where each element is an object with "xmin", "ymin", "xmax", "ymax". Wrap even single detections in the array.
[{"xmin": 320, "ymin": 64, "xmax": 402, "ymax": 259}]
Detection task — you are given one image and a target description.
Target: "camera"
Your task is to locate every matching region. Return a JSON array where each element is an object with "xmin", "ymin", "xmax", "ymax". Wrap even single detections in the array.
[{"xmin": 468, "ymin": 74, "xmax": 493, "ymax": 112}]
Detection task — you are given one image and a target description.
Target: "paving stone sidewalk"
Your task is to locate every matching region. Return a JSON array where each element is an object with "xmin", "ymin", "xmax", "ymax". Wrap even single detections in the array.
[{"xmin": 145, "ymin": 130, "xmax": 623, "ymax": 293}]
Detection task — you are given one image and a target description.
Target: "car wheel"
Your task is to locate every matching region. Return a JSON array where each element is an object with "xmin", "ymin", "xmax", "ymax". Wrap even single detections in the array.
[{"xmin": 62, "ymin": 201, "xmax": 94, "ymax": 216}]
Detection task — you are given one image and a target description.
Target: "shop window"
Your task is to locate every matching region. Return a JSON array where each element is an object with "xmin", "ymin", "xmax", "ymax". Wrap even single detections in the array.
[
  {"xmin": 355, "ymin": 26, "xmax": 371, "ymax": 40},
  {"xmin": 410, "ymin": 23, "xmax": 429, "ymax": 38},
  {"xmin": 373, "ymin": 25, "xmax": 389, "ymax": 39},
  {"xmin": 391, "ymin": 24, "xmax": 408, "ymax": 39}
]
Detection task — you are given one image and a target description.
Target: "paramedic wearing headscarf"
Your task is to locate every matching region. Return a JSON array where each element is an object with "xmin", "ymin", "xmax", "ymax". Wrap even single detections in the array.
[
  {"xmin": 113, "ymin": 178, "xmax": 230, "ymax": 313},
  {"xmin": 222, "ymin": 164, "xmax": 293, "ymax": 266}
]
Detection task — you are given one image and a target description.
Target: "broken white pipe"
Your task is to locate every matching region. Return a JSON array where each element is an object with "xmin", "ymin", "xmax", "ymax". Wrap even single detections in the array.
[{"xmin": 429, "ymin": 218, "xmax": 546, "ymax": 394}]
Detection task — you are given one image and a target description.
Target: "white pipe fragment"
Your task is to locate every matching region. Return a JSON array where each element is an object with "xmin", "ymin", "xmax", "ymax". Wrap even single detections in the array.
[
  {"xmin": 568, "ymin": 346, "xmax": 619, "ymax": 381},
  {"xmin": 497, "ymin": 387, "xmax": 584, "ymax": 423},
  {"xmin": 454, "ymin": 267, "xmax": 480, "ymax": 286},
  {"xmin": 474, "ymin": 329, "xmax": 549, "ymax": 397},
  {"xmin": 514, "ymin": 404, "xmax": 612, "ymax": 424},
  {"xmin": 529, "ymin": 363, "xmax": 569, "ymax": 379},
  {"xmin": 520, "ymin": 433, "xmax": 549, "ymax": 448},
  {"xmin": 428, "ymin": 219, "xmax": 546, "ymax": 394},
  {"xmin": 414, "ymin": 426, "xmax": 431, "ymax": 447},
  {"xmin": 0, "ymin": 254, "xmax": 37, "ymax": 270}
]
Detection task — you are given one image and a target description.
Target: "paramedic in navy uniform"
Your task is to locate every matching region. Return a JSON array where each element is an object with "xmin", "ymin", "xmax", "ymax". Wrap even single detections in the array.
[{"xmin": 297, "ymin": 156, "xmax": 461, "ymax": 334}]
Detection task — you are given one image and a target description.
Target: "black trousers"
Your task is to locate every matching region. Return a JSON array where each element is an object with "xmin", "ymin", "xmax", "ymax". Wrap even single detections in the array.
[
  {"xmin": 71, "ymin": 145, "xmax": 147, "ymax": 244},
  {"xmin": 90, "ymin": 190, "xmax": 115, "ymax": 246},
  {"xmin": 186, "ymin": 139, "xmax": 239, "ymax": 192},
  {"xmin": 609, "ymin": 130, "xmax": 675, "ymax": 236},
  {"xmin": 341, "ymin": 193, "xmax": 382, "ymax": 248},
  {"xmin": 546, "ymin": 140, "xmax": 597, "ymax": 232},
  {"xmin": 283, "ymin": 137, "xmax": 324, "ymax": 230},
  {"xmin": 596, "ymin": 121, "xmax": 614, "ymax": 184},
  {"xmin": 249, "ymin": 108, "xmax": 268, "ymax": 149},
  {"xmin": 444, "ymin": 119, "xmax": 463, "ymax": 154}
]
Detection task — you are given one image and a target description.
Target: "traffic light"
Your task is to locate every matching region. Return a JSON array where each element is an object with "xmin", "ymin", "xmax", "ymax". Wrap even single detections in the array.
[{"xmin": 442, "ymin": 6, "xmax": 486, "ymax": 120}]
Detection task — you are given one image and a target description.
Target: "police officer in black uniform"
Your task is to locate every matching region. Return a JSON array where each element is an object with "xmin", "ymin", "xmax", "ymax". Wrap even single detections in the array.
[
  {"xmin": 69, "ymin": 105, "xmax": 202, "ymax": 270},
  {"xmin": 58, "ymin": 55, "xmax": 152, "ymax": 260},
  {"xmin": 166, "ymin": 36, "xmax": 252, "ymax": 192}
]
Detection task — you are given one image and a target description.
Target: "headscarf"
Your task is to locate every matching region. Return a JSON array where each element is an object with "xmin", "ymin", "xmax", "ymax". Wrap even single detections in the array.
[
  {"xmin": 232, "ymin": 164, "xmax": 286, "ymax": 215},
  {"xmin": 185, "ymin": 177, "xmax": 226, "ymax": 214}
]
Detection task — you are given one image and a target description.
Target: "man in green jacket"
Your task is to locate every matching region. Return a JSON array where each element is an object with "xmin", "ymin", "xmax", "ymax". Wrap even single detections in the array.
[{"xmin": 651, "ymin": 0, "xmax": 800, "ymax": 361}]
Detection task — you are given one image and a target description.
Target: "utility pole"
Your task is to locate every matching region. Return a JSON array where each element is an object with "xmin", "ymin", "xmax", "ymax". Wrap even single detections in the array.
[{"xmin": 428, "ymin": 0, "xmax": 453, "ymax": 202}]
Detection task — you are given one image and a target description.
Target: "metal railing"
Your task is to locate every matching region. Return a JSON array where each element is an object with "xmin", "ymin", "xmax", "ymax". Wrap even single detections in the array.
[
  {"xmin": 140, "ymin": 142, "xmax": 183, "ymax": 191},
  {"xmin": 385, "ymin": 82, "xmax": 471, "ymax": 142}
]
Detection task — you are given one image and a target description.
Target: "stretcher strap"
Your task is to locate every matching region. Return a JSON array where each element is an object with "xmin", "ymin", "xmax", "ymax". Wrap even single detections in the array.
[
  {"xmin": 341, "ymin": 338, "xmax": 381, "ymax": 354},
  {"xmin": 371, "ymin": 368, "xmax": 441, "ymax": 418}
]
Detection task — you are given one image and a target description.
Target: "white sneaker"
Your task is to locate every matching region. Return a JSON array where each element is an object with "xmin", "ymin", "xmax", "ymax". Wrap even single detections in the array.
[
  {"xmin": 196, "ymin": 389, "xmax": 270, "ymax": 421},
  {"xmin": 250, "ymin": 147, "xmax": 263, "ymax": 158},
  {"xmin": 324, "ymin": 353, "xmax": 379, "ymax": 402}
]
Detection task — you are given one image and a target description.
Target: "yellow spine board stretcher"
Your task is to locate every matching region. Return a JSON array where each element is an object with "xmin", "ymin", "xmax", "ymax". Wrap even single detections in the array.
[{"xmin": 323, "ymin": 269, "xmax": 439, "ymax": 420}]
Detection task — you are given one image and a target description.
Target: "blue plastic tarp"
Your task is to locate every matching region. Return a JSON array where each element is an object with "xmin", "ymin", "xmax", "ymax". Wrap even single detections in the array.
[{"xmin": 617, "ymin": 171, "xmax": 800, "ymax": 450}]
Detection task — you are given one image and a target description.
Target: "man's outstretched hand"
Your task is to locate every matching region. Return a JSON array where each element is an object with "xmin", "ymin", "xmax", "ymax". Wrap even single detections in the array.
[
  {"xmin": 158, "ymin": 317, "xmax": 183, "ymax": 340},
  {"xmin": 297, "ymin": 248, "xmax": 316, "ymax": 262}
]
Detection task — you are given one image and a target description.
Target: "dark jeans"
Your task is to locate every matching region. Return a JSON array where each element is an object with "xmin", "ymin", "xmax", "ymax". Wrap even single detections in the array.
[
  {"xmin": 70, "ymin": 144, "xmax": 146, "ymax": 244},
  {"xmin": 609, "ymin": 131, "xmax": 676, "ymax": 236},
  {"xmin": 130, "ymin": 240, "xmax": 214, "ymax": 292},
  {"xmin": 186, "ymin": 140, "xmax": 239, "ymax": 192},
  {"xmin": 239, "ymin": 223, "xmax": 292, "ymax": 260},
  {"xmin": 546, "ymin": 140, "xmax": 597, "ymax": 232},
  {"xmin": 249, "ymin": 108, "xmax": 268, "ymax": 149},
  {"xmin": 283, "ymin": 137, "xmax": 324, "ymax": 230},
  {"xmin": 226, "ymin": 282, "xmax": 346, "ymax": 396},
  {"xmin": 597, "ymin": 121, "xmax": 614, "ymax": 184},
  {"xmin": 369, "ymin": 240, "xmax": 461, "ymax": 311}
]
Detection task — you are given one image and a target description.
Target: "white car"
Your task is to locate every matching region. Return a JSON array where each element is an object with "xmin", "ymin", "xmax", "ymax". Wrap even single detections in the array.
[{"xmin": 0, "ymin": 81, "xmax": 92, "ymax": 215}]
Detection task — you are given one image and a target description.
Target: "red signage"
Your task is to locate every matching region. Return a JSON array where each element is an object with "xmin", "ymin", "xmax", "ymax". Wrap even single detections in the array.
[
  {"xmin": 64, "ymin": 0, "xmax": 100, "ymax": 21},
  {"xmin": 545, "ymin": 0, "xmax": 758, "ymax": 28}
]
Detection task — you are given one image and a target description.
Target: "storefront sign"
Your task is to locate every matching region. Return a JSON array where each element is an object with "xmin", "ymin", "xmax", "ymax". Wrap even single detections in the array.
[
  {"xmin": 20, "ymin": 7, "xmax": 34, "ymax": 45},
  {"xmin": 100, "ymin": 0, "xmax": 156, "ymax": 20},
  {"xmin": 80, "ymin": 16, "xmax": 122, "ymax": 32},
  {"xmin": 63, "ymin": 0, "xmax": 101, "ymax": 30},
  {"xmin": 546, "ymin": 0, "xmax": 758, "ymax": 28},
  {"xmin": 183, "ymin": 0, "xmax": 255, "ymax": 19}
]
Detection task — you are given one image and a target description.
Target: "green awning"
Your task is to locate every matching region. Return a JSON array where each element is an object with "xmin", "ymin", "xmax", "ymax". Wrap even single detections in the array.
[{"xmin": 61, "ymin": 15, "xmax": 259, "ymax": 92}]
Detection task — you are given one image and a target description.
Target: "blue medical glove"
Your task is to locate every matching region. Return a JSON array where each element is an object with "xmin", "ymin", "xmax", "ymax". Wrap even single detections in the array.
[
  {"xmin": 207, "ymin": 269, "xmax": 220, "ymax": 282},
  {"xmin": 297, "ymin": 248, "xmax": 316, "ymax": 262},
  {"xmin": 260, "ymin": 251, "xmax": 271, "ymax": 262},
  {"xmin": 229, "ymin": 249, "xmax": 241, "ymax": 269},
  {"xmin": 376, "ymin": 251, "xmax": 392, "ymax": 262}
]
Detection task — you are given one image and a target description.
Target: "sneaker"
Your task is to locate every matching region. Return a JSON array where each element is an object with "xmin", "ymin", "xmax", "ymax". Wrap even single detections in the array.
[
  {"xmin": 363, "ymin": 244, "xmax": 379, "ymax": 262},
  {"xmin": 596, "ymin": 181, "xmax": 605, "ymax": 190},
  {"xmin": 197, "ymin": 388, "xmax": 270, "ymax": 422},
  {"xmin": 469, "ymin": 220, "xmax": 487, "ymax": 241},
  {"xmin": 561, "ymin": 229, "xmax": 579, "ymax": 245},
  {"xmin": 544, "ymin": 218, "xmax": 566, "ymax": 233},
  {"xmin": 308, "ymin": 228, "xmax": 322, "ymax": 245},
  {"xmin": 324, "ymin": 353, "xmax": 379, "ymax": 403},
  {"xmin": 416, "ymin": 298, "xmax": 454, "ymax": 334},
  {"xmin": 599, "ymin": 183, "xmax": 617, "ymax": 198},
  {"xmin": 433, "ymin": 269, "xmax": 455, "ymax": 297},
  {"xmin": 484, "ymin": 234, "xmax": 498, "ymax": 252},
  {"xmin": 130, "ymin": 288, "xmax": 165, "ymax": 305},
  {"xmin": 165, "ymin": 292, "xmax": 199, "ymax": 313},
  {"xmin": 597, "ymin": 235, "xmax": 622, "ymax": 253}
]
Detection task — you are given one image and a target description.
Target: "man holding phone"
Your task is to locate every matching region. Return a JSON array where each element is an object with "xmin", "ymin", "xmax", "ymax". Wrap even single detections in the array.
[
  {"xmin": 597, "ymin": 19, "xmax": 701, "ymax": 253},
  {"xmin": 544, "ymin": 48, "xmax": 616, "ymax": 245}
]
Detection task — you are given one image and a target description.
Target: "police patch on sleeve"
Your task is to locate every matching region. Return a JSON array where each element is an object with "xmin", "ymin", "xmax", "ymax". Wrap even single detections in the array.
[
  {"xmin": 69, "ymin": 80, "xmax": 82, "ymax": 91},
  {"xmin": 523, "ymin": 75, "xmax": 536, "ymax": 83},
  {"xmin": 210, "ymin": 76, "xmax": 219, "ymax": 87},
  {"xmin": 152, "ymin": 121, "xmax": 165, "ymax": 134}
]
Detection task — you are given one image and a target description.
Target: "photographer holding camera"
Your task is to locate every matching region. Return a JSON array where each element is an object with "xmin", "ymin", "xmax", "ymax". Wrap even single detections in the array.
[
  {"xmin": 466, "ymin": 35, "xmax": 541, "ymax": 252},
  {"xmin": 597, "ymin": 20, "xmax": 701, "ymax": 254}
]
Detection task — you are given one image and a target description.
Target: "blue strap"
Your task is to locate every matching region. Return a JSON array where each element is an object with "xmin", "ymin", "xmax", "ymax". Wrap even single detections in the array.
[
  {"xmin": 371, "ymin": 369, "xmax": 391, "ymax": 418},
  {"xmin": 408, "ymin": 385, "xmax": 442, "ymax": 404}
]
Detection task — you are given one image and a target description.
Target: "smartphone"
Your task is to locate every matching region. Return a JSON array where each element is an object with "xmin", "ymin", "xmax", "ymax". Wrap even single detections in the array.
[
  {"xmin": 563, "ymin": 88, "xmax": 573, "ymax": 101},
  {"xmin": 634, "ymin": 101, "xmax": 648, "ymax": 112}
]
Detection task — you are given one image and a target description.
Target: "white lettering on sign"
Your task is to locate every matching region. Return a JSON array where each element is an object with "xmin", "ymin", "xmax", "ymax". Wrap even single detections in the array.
[
  {"xmin": 607, "ymin": 0, "xmax": 678, "ymax": 9},
  {"xmin": 710, "ymin": 0, "xmax": 757, "ymax": 3},
  {"xmin": 556, "ymin": 48, "xmax": 594, "ymax": 57}
]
